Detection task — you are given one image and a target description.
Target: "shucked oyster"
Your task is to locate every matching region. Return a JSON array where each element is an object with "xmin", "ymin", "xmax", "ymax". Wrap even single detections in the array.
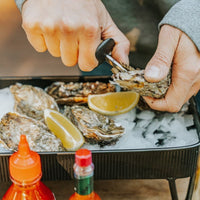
[
  {"xmin": 0, "ymin": 112, "xmax": 65, "ymax": 152},
  {"xmin": 63, "ymin": 105, "xmax": 124, "ymax": 146},
  {"xmin": 45, "ymin": 81, "xmax": 116, "ymax": 105},
  {"xmin": 111, "ymin": 65, "xmax": 171, "ymax": 98},
  {"xmin": 10, "ymin": 83, "xmax": 59, "ymax": 121}
]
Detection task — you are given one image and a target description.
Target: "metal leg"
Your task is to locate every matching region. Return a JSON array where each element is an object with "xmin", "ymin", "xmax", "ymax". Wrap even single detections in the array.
[
  {"xmin": 168, "ymin": 178, "xmax": 178, "ymax": 200},
  {"xmin": 189, "ymin": 151, "xmax": 200, "ymax": 200},
  {"xmin": 185, "ymin": 174, "xmax": 196, "ymax": 200}
]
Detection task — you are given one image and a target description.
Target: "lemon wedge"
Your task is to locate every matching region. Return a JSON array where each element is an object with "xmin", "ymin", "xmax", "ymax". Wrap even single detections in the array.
[
  {"xmin": 44, "ymin": 109, "xmax": 85, "ymax": 151},
  {"xmin": 88, "ymin": 91, "xmax": 140, "ymax": 115}
]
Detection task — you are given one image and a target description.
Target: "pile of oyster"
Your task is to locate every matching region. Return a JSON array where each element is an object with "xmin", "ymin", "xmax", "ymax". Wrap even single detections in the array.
[
  {"xmin": 0, "ymin": 81, "xmax": 124, "ymax": 152},
  {"xmin": 0, "ymin": 65, "xmax": 172, "ymax": 152}
]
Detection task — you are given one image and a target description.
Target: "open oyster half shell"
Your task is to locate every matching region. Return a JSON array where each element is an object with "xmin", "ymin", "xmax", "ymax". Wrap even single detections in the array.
[
  {"xmin": 0, "ymin": 112, "xmax": 65, "ymax": 152},
  {"xmin": 63, "ymin": 105, "xmax": 124, "ymax": 146},
  {"xmin": 10, "ymin": 83, "xmax": 59, "ymax": 121}
]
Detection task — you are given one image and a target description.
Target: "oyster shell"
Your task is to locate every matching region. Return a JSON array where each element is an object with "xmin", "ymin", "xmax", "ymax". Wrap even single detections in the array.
[
  {"xmin": 0, "ymin": 112, "xmax": 65, "ymax": 152},
  {"xmin": 10, "ymin": 83, "xmax": 59, "ymax": 121},
  {"xmin": 111, "ymin": 64, "xmax": 171, "ymax": 98},
  {"xmin": 63, "ymin": 105, "xmax": 124, "ymax": 146},
  {"xmin": 0, "ymin": 139, "xmax": 10, "ymax": 151},
  {"xmin": 45, "ymin": 81, "xmax": 116, "ymax": 105}
]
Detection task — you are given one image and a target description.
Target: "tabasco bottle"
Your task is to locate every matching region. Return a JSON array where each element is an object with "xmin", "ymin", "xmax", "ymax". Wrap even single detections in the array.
[
  {"xmin": 69, "ymin": 149, "xmax": 101, "ymax": 200},
  {"xmin": 2, "ymin": 135, "xmax": 56, "ymax": 200}
]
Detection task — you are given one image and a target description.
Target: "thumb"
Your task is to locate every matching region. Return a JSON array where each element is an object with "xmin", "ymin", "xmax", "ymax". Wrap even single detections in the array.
[
  {"xmin": 144, "ymin": 25, "xmax": 181, "ymax": 82},
  {"xmin": 102, "ymin": 16, "xmax": 130, "ymax": 65}
]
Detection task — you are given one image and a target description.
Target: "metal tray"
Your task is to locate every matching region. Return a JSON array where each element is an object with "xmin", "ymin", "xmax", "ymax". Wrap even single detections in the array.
[{"xmin": 0, "ymin": 76, "xmax": 200, "ymax": 200}]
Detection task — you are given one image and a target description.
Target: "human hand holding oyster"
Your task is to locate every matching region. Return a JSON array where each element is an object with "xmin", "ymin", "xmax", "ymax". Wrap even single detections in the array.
[
  {"xmin": 110, "ymin": 25, "xmax": 200, "ymax": 112},
  {"xmin": 143, "ymin": 25, "xmax": 200, "ymax": 112}
]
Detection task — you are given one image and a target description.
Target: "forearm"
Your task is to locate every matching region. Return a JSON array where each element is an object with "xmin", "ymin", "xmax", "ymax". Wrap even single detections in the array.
[
  {"xmin": 159, "ymin": 0, "xmax": 200, "ymax": 51},
  {"xmin": 15, "ymin": 0, "xmax": 27, "ymax": 12}
]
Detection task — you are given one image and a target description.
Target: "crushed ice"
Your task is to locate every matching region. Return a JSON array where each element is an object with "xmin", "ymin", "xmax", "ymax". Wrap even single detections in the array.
[{"xmin": 83, "ymin": 102, "xmax": 199, "ymax": 150}]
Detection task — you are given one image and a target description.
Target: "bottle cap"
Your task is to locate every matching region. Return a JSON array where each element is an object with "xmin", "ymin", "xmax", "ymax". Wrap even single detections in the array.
[
  {"xmin": 9, "ymin": 135, "xmax": 42, "ymax": 182},
  {"xmin": 75, "ymin": 149, "xmax": 92, "ymax": 167}
]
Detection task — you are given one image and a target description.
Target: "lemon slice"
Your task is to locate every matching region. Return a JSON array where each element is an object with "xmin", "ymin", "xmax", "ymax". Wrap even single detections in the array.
[
  {"xmin": 88, "ymin": 91, "xmax": 140, "ymax": 115},
  {"xmin": 44, "ymin": 109, "xmax": 85, "ymax": 151}
]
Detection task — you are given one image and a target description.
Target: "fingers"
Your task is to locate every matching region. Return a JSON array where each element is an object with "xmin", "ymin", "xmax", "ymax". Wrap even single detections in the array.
[
  {"xmin": 25, "ymin": 27, "xmax": 61, "ymax": 57},
  {"xmin": 60, "ymin": 33, "xmax": 79, "ymax": 67},
  {"xmin": 143, "ymin": 60, "xmax": 195, "ymax": 112},
  {"xmin": 22, "ymin": 7, "xmax": 47, "ymax": 53},
  {"xmin": 78, "ymin": 24, "xmax": 101, "ymax": 71},
  {"xmin": 144, "ymin": 59, "xmax": 200, "ymax": 113},
  {"xmin": 102, "ymin": 15, "xmax": 130, "ymax": 65},
  {"xmin": 112, "ymin": 31, "xmax": 130, "ymax": 65},
  {"xmin": 143, "ymin": 75, "xmax": 192, "ymax": 112},
  {"xmin": 144, "ymin": 79, "xmax": 200, "ymax": 112},
  {"xmin": 22, "ymin": 0, "xmax": 130, "ymax": 70},
  {"xmin": 44, "ymin": 34, "xmax": 61, "ymax": 57},
  {"xmin": 25, "ymin": 32, "xmax": 47, "ymax": 52},
  {"xmin": 144, "ymin": 29, "xmax": 200, "ymax": 112},
  {"xmin": 144, "ymin": 25, "xmax": 181, "ymax": 82},
  {"xmin": 185, "ymin": 81, "xmax": 200, "ymax": 102}
]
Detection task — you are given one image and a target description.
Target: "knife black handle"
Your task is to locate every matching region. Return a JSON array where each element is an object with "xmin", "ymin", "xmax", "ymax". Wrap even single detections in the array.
[{"xmin": 95, "ymin": 38, "xmax": 115, "ymax": 64}]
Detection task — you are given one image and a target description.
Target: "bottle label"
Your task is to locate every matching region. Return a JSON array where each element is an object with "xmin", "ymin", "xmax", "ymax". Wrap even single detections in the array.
[{"xmin": 74, "ymin": 174, "xmax": 94, "ymax": 195}]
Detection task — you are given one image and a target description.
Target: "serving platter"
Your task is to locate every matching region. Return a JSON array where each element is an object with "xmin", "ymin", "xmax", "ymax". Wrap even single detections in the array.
[{"xmin": 0, "ymin": 76, "xmax": 199, "ymax": 200}]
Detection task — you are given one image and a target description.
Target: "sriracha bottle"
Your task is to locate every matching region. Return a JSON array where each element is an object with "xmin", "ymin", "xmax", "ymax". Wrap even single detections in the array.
[
  {"xmin": 69, "ymin": 149, "xmax": 101, "ymax": 200},
  {"xmin": 2, "ymin": 135, "xmax": 55, "ymax": 200}
]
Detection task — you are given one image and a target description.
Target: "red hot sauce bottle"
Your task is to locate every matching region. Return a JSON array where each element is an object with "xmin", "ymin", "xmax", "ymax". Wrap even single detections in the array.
[
  {"xmin": 2, "ymin": 135, "xmax": 56, "ymax": 200},
  {"xmin": 69, "ymin": 149, "xmax": 101, "ymax": 200}
]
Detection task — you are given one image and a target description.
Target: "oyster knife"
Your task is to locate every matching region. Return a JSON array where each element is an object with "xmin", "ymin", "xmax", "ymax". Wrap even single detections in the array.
[{"xmin": 95, "ymin": 38, "xmax": 127, "ymax": 72}]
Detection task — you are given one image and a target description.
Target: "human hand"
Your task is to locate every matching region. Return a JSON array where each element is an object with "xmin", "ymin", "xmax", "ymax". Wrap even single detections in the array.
[
  {"xmin": 144, "ymin": 25, "xmax": 200, "ymax": 112},
  {"xmin": 21, "ymin": 0, "xmax": 130, "ymax": 71}
]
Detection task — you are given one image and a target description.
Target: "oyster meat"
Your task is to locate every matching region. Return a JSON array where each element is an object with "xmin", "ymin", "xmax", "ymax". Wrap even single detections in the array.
[
  {"xmin": 111, "ymin": 64, "xmax": 171, "ymax": 98},
  {"xmin": 45, "ymin": 81, "xmax": 116, "ymax": 105},
  {"xmin": 0, "ymin": 112, "xmax": 65, "ymax": 152},
  {"xmin": 63, "ymin": 105, "xmax": 124, "ymax": 146},
  {"xmin": 10, "ymin": 83, "xmax": 59, "ymax": 121}
]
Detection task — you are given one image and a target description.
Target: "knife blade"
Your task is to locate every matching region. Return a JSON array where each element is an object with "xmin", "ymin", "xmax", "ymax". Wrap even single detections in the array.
[{"xmin": 95, "ymin": 38, "xmax": 127, "ymax": 72}]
